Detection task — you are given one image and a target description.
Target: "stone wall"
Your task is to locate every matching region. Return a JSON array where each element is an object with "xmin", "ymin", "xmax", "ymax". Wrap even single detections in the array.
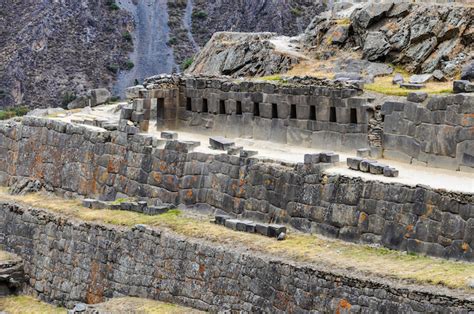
[
  {"xmin": 140, "ymin": 76, "xmax": 474, "ymax": 172},
  {"xmin": 0, "ymin": 117, "xmax": 472, "ymax": 260},
  {"xmin": 382, "ymin": 94, "xmax": 474, "ymax": 171},
  {"xmin": 1, "ymin": 202, "xmax": 473, "ymax": 312}
]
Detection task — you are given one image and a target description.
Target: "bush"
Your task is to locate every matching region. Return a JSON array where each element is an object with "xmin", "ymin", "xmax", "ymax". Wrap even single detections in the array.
[
  {"xmin": 106, "ymin": 0, "xmax": 119, "ymax": 10},
  {"xmin": 291, "ymin": 7, "xmax": 303, "ymax": 17},
  {"xmin": 0, "ymin": 106, "xmax": 29, "ymax": 120},
  {"xmin": 107, "ymin": 64, "xmax": 120, "ymax": 74},
  {"xmin": 122, "ymin": 31, "xmax": 132, "ymax": 42},
  {"xmin": 109, "ymin": 96, "xmax": 121, "ymax": 103},
  {"xmin": 124, "ymin": 60, "xmax": 135, "ymax": 70},
  {"xmin": 168, "ymin": 37, "xmax": 177, "ymax": 45},
  {"xmin": 61, "ymin": 91, "xmax": 76, "ymax": 107},
  {"xmin": 182, "ymin": 57, "xmax": 194, "ymax": 70},
  {"xmin": 192, "ymin": 10, "xmax": 207, "ymax": 19}
]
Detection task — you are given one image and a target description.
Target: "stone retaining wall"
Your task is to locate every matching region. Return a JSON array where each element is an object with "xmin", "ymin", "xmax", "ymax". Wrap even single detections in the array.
[
  {"xmin": 1, "ymin": 202, "xmax": 473, "ymax": 312},
  {"xmin": 382, "ymin": 94, "xmax": 474, "ymax": 171},
  {"xmin": 0, "ymin": 117, "xmax": 472, "ymax": 260}
]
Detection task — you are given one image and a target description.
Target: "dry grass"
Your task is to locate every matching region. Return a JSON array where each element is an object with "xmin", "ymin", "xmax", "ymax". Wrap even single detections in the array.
[
  {"xmin": 0, "ymin": 250, "xmax": 15, "ymax": 262},
  {"xmin": 1, "ymin": 189, "xmax": 473, "ymax": 291},
  {"xmin": 365, "ymin": 75, "xmax": 453, "ymax": 96},
  {"xmin": 0, "ymin": 296, "xmax": 65, "ymax": 314},
  {"xmin": 90, "ymin": 297, "xmax": 203, "ymax": 313}
]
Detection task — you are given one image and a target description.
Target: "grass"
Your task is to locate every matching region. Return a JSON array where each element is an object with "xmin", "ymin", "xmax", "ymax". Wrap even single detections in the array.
[
  {"xmin": 0, "ymin": 107, "xmax": 29, "ymax": 120},
  {"xmin": 260, "ymin": 74, "xmax": 284, "ymax": 82},
  {"xmin": 0, "ymin": 296, "xmax": 65, "ymax": 314},
  {"xmin": 0, "ymin": 250, "xmax": 15, "ymax": 261},
  {"xmin": 335, "ymin": 18, "xmax": 350, "ymax": 26},
  {"xmin": 365, "ymin": 75, "xmax": 453, "ymax": 96},
  {"xmin": 182, "ymin": 57, "xmax": 194, "ymax": 70},
  {"xmin": 1, "ymin": 189, "xmax": 473, "ymax": 291},
  {"xmin": 91, "ymin": 297, "xmax": 203, "ymax": 313}
]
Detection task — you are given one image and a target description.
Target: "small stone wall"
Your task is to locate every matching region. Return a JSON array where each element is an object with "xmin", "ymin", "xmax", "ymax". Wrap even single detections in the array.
[
  {"xmin": 0, "ymin": 117, "xmax": 472, "ymax": 260},
  {"xmin": 1, "ymin": 203, "xmax": 472, "ymax": 312},
  {"xmin": 382, "ymin": 94, "xmax": 474, "ymax": 171}
]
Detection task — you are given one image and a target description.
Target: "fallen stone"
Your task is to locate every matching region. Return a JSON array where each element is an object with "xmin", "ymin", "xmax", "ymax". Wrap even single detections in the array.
[
  {"xmin": 277, "ymin": 232, "xmax": 287, "ymax": 241},
  {"xmin": 209, "ymin": 136, "xmax": 235, "ymax": 150},
  {"xmin": 347, "ymin": 157, "xmax": 363, "ymax": 170},
  {"xmin": 383, "ymin": 167, "xmax": 399, "ymax": 177},
  {"xmin": 72, "ymin": 303, "xmax": 87, "ymax": 313},
  {"xmin": 161, "ymin": 131, "xmax": 178, "ymax": 140},
  {"xmin": 255, "ymin": 224, "xmax": 270, "ymax": 236},
  {"xmin": 407, "ymin": 92, "xmax": 428, "ymax": 103},
  {"xmin": 145, "ymin": 205, "xmax": 171, "ymax": 215},
  {"xmin": 331, "ymin": 25, "xmax": 349, "ymax": 45},
  {"xmin": 91, "ymin": 200, "xmax": 108, "ymax": 210},
  {"xmin": 359, "ymin": 159, "xmax": 374, "ymax": 172},
  {"xmin": 409, "ymin": 74, "xmax": 432, "ymax": 84},
  {"xmin": 461, "ymin": 61, "xmax": 474, "ymax": 81},
  {"xmin": 90, "ymin": 88, "xmax": 111, "ymax": 107},
  {"xmin": 82, "ymin": 199, "xmax": 95, "ymax": 209},
  {"xmin": 392, "ymin": 73, "xmax": 404, "ymax": 85},
  {"xmin": 356, "ymin": 148, "xmax": 371, "ymax": 158},
  {"xmin": 369, "ymin": 162, "xmax": 386, "ymax": 175},
  {"xmin": 453, "ymin": 80, "xmax": 474, "ymax": 93},
  {"xmin": 432, "ymin": 70, "xmax": 446, "ymax": 82},
  {"xmin": 67, "ymin": 96, "xmax": 90, "ymax": 110},
  {"xmin": 400, "ymin": 83, "xmax": 425, "ymax": 90},
  {"xmin": 225, "ymin": 219, "xmax": 239, "ymax": 230},
  {"xmin": 320, "ymin": 152, "xmax": 340, "ymax": 163},
  {"xmin": 268, "ymin": 224, "xmax": 287, "ymax": 238},
  {"xmin": 240, "ymin": 150, "xmax": 258, "ymax": 158},
  {"xmin": 334, "ymin": 72, "xmax": 362, "ymax": 81},
  {"xmin": 215, "ymin": 215, "xmax": 232, "ymax": 225},
  {"xmin": 227, "ymin": 146, "xmax": 243, "ymax": 156},
  {"xmin": 363, "ymin": 31, "xmax": 390, "ymax": 61},
  {"xmin": 304, "ymin": 153, "xmax": 321, "ymax": 164}
]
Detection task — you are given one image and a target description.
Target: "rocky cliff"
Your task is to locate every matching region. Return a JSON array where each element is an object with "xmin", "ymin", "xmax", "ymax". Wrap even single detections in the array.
[{"xmin": 0, "ymin": 0, "xmax": 134, "ymax": 109}]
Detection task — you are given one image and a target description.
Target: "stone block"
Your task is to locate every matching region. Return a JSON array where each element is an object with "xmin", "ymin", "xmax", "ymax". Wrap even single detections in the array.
[
  {"xmin": 268, "ymin": 224, "xmax": 287, "ymax": 238},
  {"xmin": 407, "ymin": 92, "xmax": 428, "ymax": 103},
  {"xmin": 320, "ymin": 152, "xmax": 339, "ymax": 163},
  {"xmin": 144, "ymin": 205, "xmax": 171, "ymax": 215},
  {"xmin": 209, "ymin": 136, "xmax": 235, "ymax": 150},
  {"xmin": 224, "ymin": 219, "xmax": 239, "ymax": 230},
  {"xmin": 240, "ymin": 150, "xmax": 258, "ymax": 158},
  {"xmin": 453, "ymin": 80, "xmax": 474, "ymax": 93},
  {"xmin": 161, "ymin": 132, "xmax": 178, "ymax": 140},
  {"xmin": 383, "ymin": 167, "xmax": 399, "ymax": 177},
  {"xmin": 347, "ymin": 157, "xmax": 363, "ymax": 170},
  {"xmin": 90, "ymin": 88, "xmax": 111, "ymax": 107},
  {"xmin": 304, "ymin": 154, "xmax": 320, "ymax": 164},
  {"xmin": 356, "ymin": 148, "xmax": 370, "ymax": 158},
  {"xmin": 227, "ymin": 146, "xmax": 243, "ymax": 156},
  {"xmin": 359, "ymin": 159, "xmax": 374, "ymax": 172},
  {"xmin": 244, "ymin": 221, "xmax": 256, "ymax": 233},
  {"xmin": 400, "ymin": 83, "xmax": 425, "ymax": 90},
  {"xmin": 131, "ymin": 112, "xmax": 144, "ymax": 123},
  {"xmin": 369, "ymin": 162, "xmax": 385, "ymax": 175},
  {"xmin": 120, "ymin": 107, "xmax": 133, "ymax": 120},
  {"xmin": 215, "ymin": 215, "xmax": 231, "ymax": 225},
  {"xmin": 255, "ymin": 223, "xmax": 270, "ymax": 236},
  {"xmin": 82, "ymin": 199, "xmax": 95, "ymax": 208},
  {"xmin": 409, "ymin": 74, "xmax": 432, "ymax": 84}
]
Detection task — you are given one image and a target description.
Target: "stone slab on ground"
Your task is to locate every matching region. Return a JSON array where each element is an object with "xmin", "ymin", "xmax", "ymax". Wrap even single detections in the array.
[{"xmin": 209, "ymin": 136, "xmax": 235, "ymax": 150}]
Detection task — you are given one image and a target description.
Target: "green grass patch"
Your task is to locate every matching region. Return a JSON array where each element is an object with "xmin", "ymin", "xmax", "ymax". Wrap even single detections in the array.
[
  {"xmin": 260, "ymin": 75, "xmax": 284, "ymax": 82},
  {"xmin": 182, "ymin": 57, "xmax": 194, "ymax": 70},
  {"xmin": 0, "ymin": 106, "xmax": 29, "ymax": 120},
  {"xmin": 124, "ymin": 60, "xmax": 135, "ymax": 70},
  {"xmin": 291, "ymin": 7, "xmax": 303, "ymax": 16},
  {"xmin": 122, "ymin": 31, "xmax": 132, "ymax": 42},
  {"xmin": 364, "ymin": 75, "xmax": 453, "ymax": 96},
  {"xmin": 0, "ymin": 296, "xmax": 65, "ymax": 314},
  {"xmin": 192, "ymin": 10, "xmax": 207, "ymax": 19}
]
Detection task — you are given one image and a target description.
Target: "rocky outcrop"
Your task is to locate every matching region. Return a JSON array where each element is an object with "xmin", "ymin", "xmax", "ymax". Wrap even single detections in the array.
[
  {"xmin": 187, "ymin": 32, "xmax": 300, "ymax": 77},
  {"xmin": 303, "ymin": 3, "xmax": 474, "ymax": 75},
  {"xmin": 0, "ymin": 252, "xmax": 24, "ymax": 297},
  {"xmin": 0, "ymin": 0, "xmax": 133, "ymax": 109}
]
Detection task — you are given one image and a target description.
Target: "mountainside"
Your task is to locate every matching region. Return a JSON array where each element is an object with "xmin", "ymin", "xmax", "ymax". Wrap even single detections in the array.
[{"xmin": 0, "ymin": 0, "xmax": 134, "ymax": 109}]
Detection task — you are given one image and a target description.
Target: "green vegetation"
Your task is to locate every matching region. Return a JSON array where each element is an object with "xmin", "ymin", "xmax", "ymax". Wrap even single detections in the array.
[
  {"xmin": 182, "ymin": 57, "xmax": 194, "ymax": 70},
  {"xmin": 61, "ymin": 91, "xmax": 76, "ymax": 107},
  {"xmin": 109, "ymin": 96, "xmax": 121, "ymax": 103},
  {"xmin": 107, "ymin": 63, "xmax": 120, "ymax": 74},
  {"xmin": 335, "ymin": 18, "xmax": 351, "ymax": 26},
  {"xmin": 192, "ymin": 10, "xmax": 208, "ymax": 19},
  {"xmin": 122, "ymin": 31, "xmax": 132, "ymax": 42},
  {"xmin": 134, "ymin": 79, "xmax": 140, "ymax": 86},
  {"xmin": 0, "ymin": 106, "xmax": 29, "ymax": 120},
  {"xmin": 0, "ymin": 296, "xmax": 65, "ymax": 314},
  {"xmin": 168, "ymin": 37, "xmax": 178, "ymax": 45},
  {"xmin": 260, "ymin": 74, "xmax": 284, "ymax": 82},
  {"xmin": 124, "ymin": 60, "xmax": 135, "ymax": 70},
  {"xmin": 365, "ymin": 75, "xmax": 453, "ymax": 96},
  {"xmin": 106, "ymin": 0, "xmax": 120, "ymax": 10},
  {"xmin": 291, "ymin": 7, "xmax": 303, "ymax": 17},
  {"xmin": 1, "ymin": 189, "xmax": 473, "ymax": 291}
]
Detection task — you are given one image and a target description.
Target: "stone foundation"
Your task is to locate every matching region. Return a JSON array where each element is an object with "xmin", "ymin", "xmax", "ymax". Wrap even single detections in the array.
[{"xmin": 1, "ymin": 202, "xmax": 472, "ymax": 312}]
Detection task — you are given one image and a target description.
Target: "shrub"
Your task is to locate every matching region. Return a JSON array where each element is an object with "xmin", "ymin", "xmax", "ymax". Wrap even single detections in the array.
[
  {"xmin": 61, "ymin": 91, "xmax": 76, "ymax": 107},
  {"xmin": 0, "ymin": 106, "xmax": 29, "ymax": 120},
  {"xmin": 182, "ymin": 57, "xmax": 194, "ymax": 70},
  {"xmin": 291, "ymin": 7, "xmax": 303, "ymax": 17},
  {"xmin": 124, "ymin": 60, "xmax": 134, "ymax": 70},
  {"xmin": 109, "ymin": 96, "xmax": 121, "ymax": 103},
  {"xmin": 122, "ymin": 31, "xmax": 132, "ymax": 42},
  {"xmin": 192, "ymin": 10, "xmax": 207, "ymax": 19},
  {"xmin": 107, "ymin": 64, "xmax": 120, "ymax": 74},
  {"xmin": 168, "ymin": 37, "xmax": 177, "ymax": 45},
  {"xmin": 106, "ymin": 0, "xmax": 119, "ymax": 10}
]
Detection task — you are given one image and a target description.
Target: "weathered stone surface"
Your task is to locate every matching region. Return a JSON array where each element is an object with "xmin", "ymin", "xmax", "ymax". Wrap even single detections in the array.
[
  {"xmin": 400, "ymin": 83, "xmax": 425, "ymax": 90},
  {"xmin": 363, "ymin": 32, "xmax": 390, "ymax": 61},
  {"xmin": 407, "ymin": 92, "xmax": 428, "ymax": 103},
  {"xmin": 461, "ymin": 61, "xmax": 474, "ymax": 81},
  {"xmin": 209, "ymin": 136, "xmax": 235, "ymax": 150},
  {"xmin": 161, "ymin": 132, "xmax": 178, "ymax": 140},
  {"xmin": 90, "ymin": 88, "xmax": 111, "ymax": 107},
  {"xmin": 392, "ymin": 73, "xmax": 404, "ymax": 85},
  {"xmin": 453, "ymin": 80, "xmax": 474, "ymax": 93},
  {"xmin": 347, "ymin": 157, "xmax": 362, "ymax": 170},
  {"xmin": 409, "ymin": 74, "xmax": 433, "ymax": 84}
]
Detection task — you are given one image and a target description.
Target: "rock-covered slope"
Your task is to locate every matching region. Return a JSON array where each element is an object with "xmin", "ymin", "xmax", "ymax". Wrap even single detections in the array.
[
  {"xmin": 0, "ymin": 0, "xmax": 133, "ymax": 109},
  {"xmin": 304, "ymin": 2, "xmax": 474, "ymax": 75}
]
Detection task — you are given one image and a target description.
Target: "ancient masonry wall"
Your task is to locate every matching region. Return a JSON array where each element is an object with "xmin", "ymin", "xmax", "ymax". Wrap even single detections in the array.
[
  {"xmin": 0, "ymin": 117, "xmax": 472, "ymax": 260},
  {"xmin": 1, "ymin": 203, "xmax": 473, "ymax": 312},
  {"xmin": 142, "ymin": 77, "xmax": 474, "ymax": 171}
]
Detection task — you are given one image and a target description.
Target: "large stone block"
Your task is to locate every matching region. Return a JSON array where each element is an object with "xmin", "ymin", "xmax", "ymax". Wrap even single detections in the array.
[{"xmin": 90, "ymin": 88, "xmax": 111, "ymax": 107}]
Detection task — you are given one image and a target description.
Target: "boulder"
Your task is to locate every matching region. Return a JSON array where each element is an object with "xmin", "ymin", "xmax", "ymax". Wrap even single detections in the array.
[
  {"xmin": 352, "ymin": 2, "xmax": 394, "ymax": 29},
  {"xmin": 331, "ymin": 25, "xmax": 349, "ymax": 45},
  {"xmin": 432, "ymin": 70, "xmax": 446, "ymax": 82},
  {"xmin": 400, "ymin": 83, "xmax": 425, "ymax": 90},
  {"xmin": 347, "ymin": 157, "xmax": 363, "ymax": 170},
  {"xmin": 409, "ymin": 74, "xmax": 432, "ymax": 84},
  {"xmin": 453, "ymin": 80, "xmax": 474, "ymax": 93},
  {"xmin": 125, "ymin": 85, "xmax": 145, "ymax": 99},
  {"xmin": 67, "ymin": 96, "xmax": 90, "ymax": 110},
  {"xmin": 461, "ymin": 62, "xmax": 474, "ymax": 81},
  {"xmin": 335, "ymin": 72, "xmax": 363, "ymax": 81},
  {"xmin": 161, "ymin": 131, "xmax": 178, "ymax": 140},
  {"xmin": 209, "ymin": 136, "xmax": 235, "ymax": 150},
  {"xmin": 392, "ymin": 73, "xmax": 404, "ymax": 85},
  {"xmin": 90, "ymin": 88, "xmax": 111, "ymax": 107},
  {"xmin": 363, "ymin": 32, "xmax": 390, "ymax": 61}
]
